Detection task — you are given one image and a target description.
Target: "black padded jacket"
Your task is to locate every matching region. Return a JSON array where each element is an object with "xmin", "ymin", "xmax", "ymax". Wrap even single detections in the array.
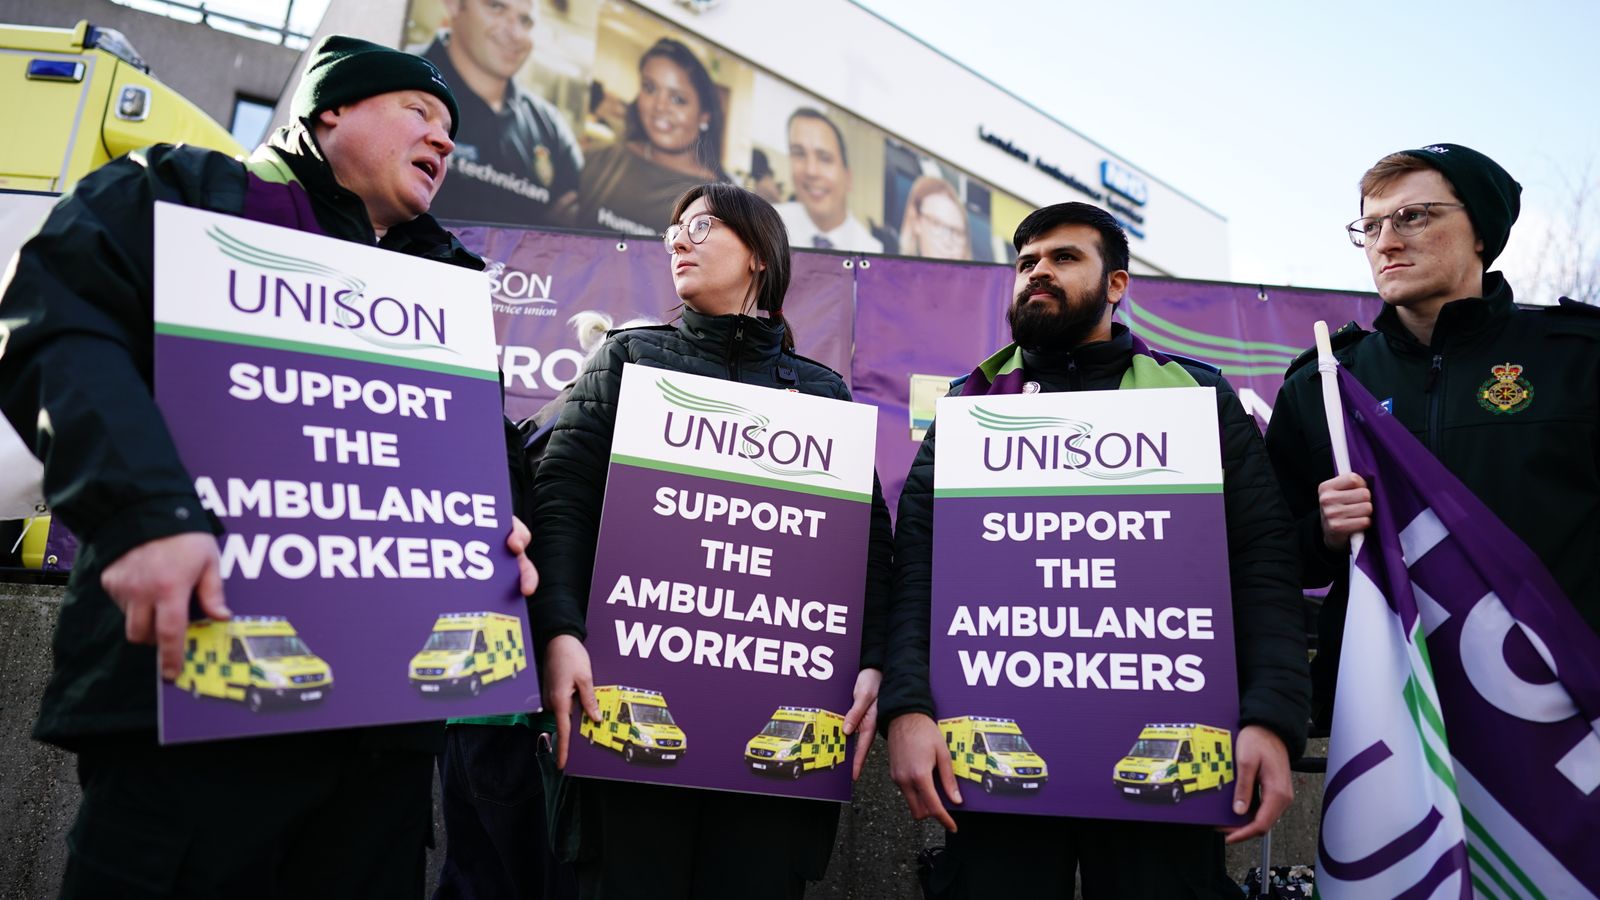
[{"xmin": 527, "ymin": 306, "xmax": 893, "ymax": 667}]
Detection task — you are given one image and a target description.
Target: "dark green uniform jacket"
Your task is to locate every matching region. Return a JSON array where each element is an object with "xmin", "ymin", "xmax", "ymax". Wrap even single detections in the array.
[
  {"xmin": 880, "ymin": 325, "xmax": 1312, "ymax": 760},
  {"xmin": 0, "ymin": 123, "xmax": 483, "ymax": 750},
  {"xmin": 1265, "ymin": 273, "xmax": 1600, "ymax": 728}
]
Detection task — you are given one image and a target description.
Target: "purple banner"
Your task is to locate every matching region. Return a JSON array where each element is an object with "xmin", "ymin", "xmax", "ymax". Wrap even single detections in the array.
[
  {"xmin": 851, "ymin": 258, "xmax": 1011, "ymax": 510},
  {"xmin": 567, "ymin": 462, "xmax": 870, "ymax": 801},
  {"xmin": 155, "ymin": 336, "xmax": 535, "ymax": 743},
  {"xmin": 453, "ymin": 224, "xmax": 1374, "ymax": 514},
  {"xmin": 929, "ymin": 491, "xmax": 1243, "ymax": 824},
  {"xmin": 450, "ymin": 226, "xmax": 856, "ymax": 423}
]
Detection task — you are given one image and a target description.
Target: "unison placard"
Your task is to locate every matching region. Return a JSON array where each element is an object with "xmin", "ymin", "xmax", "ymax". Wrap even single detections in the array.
[
  {"xmin": 153, "ymin": 202, "xmax": 536, "ymax": 743},
  {"xmin": 566, "ymin": 364, "xmax": 878, "ymax": 802},
  {"xmin": 930, "ymin": 387, "xmax": 1243, "ymax": 824}
]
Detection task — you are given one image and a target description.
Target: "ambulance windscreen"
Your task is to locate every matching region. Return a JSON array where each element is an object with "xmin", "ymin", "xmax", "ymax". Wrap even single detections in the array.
[
  {"xmin": 759, "ymin": 720, "xmax": 807, "ymax": 740},
  {"xmin": 422, "ymin": 631, "xmax": 475, "ymax": 652},
  {"xmin": 982, "ymin": 732, "xmax": 1033, "ymax": 753},
  {"xmin": 1127, "ymin": 739, "xmax": 1179, "ymax": 759},
  {"xmin": 630, "ymin": 704, "xmax": 676, "ymax": 725},
  {"xmin": 244, "ymin": 635, "xmax": 311, "ymax": 660}
]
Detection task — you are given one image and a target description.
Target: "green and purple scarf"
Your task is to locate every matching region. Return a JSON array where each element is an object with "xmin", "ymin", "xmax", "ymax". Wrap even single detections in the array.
[{"xmin": 961, "ymin": 333, "xmax": 1200, "ymax": 395}]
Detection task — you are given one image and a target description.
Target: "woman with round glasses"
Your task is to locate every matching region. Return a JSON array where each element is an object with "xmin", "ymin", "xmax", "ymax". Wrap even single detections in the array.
[
  {"xmin": 574, "ymin": 38, "xmax": 730, "ymax": 238},
  {"xmin": 529, "ymin": 183, "xmax": 892, "ymax": 898},
  {"xmin": 897, "ymin": 175, "xmax": 971, "ymax": 260}
]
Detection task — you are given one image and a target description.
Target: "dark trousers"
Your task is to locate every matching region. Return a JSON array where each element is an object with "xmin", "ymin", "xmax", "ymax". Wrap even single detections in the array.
[
  {"xmin": 60, "ymin": 731, "xmax": 434, "ymax": 899},
  {"xmin": 572, "ymin": 780, "xmax": 826, "ymax": 900},
  {"xmin": 928, "ymin": 811, "xmax": 1241, "ymax": 900},
  {"xmin": 434, "ymin": 724, "xmax": 578, "ymax": 900}
]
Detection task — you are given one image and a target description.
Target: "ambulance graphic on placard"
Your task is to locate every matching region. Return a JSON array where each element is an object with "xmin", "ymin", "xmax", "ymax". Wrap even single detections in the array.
[
  {"xmin": 177, "ymin": 616, "xmax": 331, "ymax": 712},
  {"xmin": 744, "ymin": 706, "xmax": 846, "ymax": 778},
  {"xmin": 582, "ymin": 685, "xmax": 687, "ymax": 763},
  {"xmin": 409, "ymin": 611, "xmax": 527, "ymax": 696},
  {"xmin": 939, "ymin": 715, "xmax": 1049, "ymax": 793},
  {"xmin": 1112, "ymin": 722, "xmax": 1234, "ymax": 803}
]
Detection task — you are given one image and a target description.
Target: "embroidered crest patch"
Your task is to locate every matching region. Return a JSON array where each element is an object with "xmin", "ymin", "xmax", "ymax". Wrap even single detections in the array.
[{"xmin": 1477, "ymin": 362, "xmax": 1533, "ymax": 414}]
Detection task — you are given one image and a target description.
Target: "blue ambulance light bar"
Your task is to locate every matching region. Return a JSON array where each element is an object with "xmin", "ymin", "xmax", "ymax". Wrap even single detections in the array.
[{"xmin": 27, "ymin": 60, "xmax": 85, "ymax": 82}]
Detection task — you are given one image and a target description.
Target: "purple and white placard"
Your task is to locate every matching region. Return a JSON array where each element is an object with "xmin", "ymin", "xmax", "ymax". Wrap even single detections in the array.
[
  {"xmin": 930, "ymin": 387, "xmax": 1244, "ymax": 824},
  {"xmin": 566, "ymin": 364, "xmax": 878, "ymax": 802},
  {"xmin": 153, "ymin": 202, "xmax": 535, "ymax": 743}
]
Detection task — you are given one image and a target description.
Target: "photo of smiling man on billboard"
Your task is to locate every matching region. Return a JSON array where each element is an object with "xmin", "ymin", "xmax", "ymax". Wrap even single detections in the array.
[{"xmin": 405, "ymin": 0, "xmax": 585, "ymax": 226}]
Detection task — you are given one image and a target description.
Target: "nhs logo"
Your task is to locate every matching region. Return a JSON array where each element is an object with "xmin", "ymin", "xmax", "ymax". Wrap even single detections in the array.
[{"xmin": 1100, "ymin": 160, "xmax": 1149, "ymax": 206}]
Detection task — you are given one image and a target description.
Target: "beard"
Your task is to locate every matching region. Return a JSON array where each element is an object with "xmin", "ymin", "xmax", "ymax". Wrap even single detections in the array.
[{"xmin": 1006, "ymin": 276, "xmax": 1111, "ymax": 350}]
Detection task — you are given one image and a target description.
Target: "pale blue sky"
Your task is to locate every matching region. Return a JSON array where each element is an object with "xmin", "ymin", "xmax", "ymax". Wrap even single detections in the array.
[{"xmin": 855, "ymin": 0, "xmax": 1600, "ymax": 299}]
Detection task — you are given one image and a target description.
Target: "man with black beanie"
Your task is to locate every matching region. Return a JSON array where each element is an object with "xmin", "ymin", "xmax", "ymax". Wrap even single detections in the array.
[
  {"xmin": 0, "ymin": 34, "xmax": 537, "ymax": 898},
  {"xmin": 1265, "ymin": 143, "xmax": 1600, "ymax": 731}
]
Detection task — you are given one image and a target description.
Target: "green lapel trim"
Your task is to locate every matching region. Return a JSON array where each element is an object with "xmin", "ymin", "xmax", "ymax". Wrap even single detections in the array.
[
  {"xmin": 1119, "ymin": 352, "xmax": 1201, "ymax": 390},
  {"xmin": 245, "ymin": 147, "xmax": 298, "ymax": 185}
]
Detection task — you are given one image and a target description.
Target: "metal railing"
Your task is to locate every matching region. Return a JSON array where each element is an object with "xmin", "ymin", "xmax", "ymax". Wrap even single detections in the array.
[{"xmin": 111, "ymin": 0, "xmax": 313, "ymax": 47}]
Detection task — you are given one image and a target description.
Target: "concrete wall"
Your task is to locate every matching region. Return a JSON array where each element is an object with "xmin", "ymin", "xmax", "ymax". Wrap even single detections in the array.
[
  {"xmin": 0, "ymin": 0, "xmax": 299, "ymax": 132},
  {"xmin": 0, "ymin": 583, "xmax": 1325, "ymax": 898}
]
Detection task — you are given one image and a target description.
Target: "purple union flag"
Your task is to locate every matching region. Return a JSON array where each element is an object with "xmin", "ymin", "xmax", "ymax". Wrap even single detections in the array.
[{"xmin": 1318, "ymin": 366, "xmax": 1600, "ymax": 899}]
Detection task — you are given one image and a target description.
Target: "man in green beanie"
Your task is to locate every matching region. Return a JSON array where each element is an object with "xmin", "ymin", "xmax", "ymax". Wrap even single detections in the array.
[
  {"xmin": 0, "ymin": 34, "xmax": 537, "ymax": 899},
  {"xmin": 1265, "ymin": 144, "xmax": 1600, "ymax": 730}
]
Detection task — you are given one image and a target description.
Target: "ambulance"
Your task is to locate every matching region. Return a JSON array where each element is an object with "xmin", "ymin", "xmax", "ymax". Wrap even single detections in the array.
[
  {"xmin": 744, "ymin": 706, "xmax": 846, "ymax": 779},
  {"xmin": 409, "ymin": 611, "xmax": 527, "ymax": 696},
  {"xmin": 1112, "ymin": 722, "xmax": 1234, "ymax": 803},
  {"xmin": 939, "ymin": 715, "xmax": 1049, "ymax": 793},
  {"xmin": 581, "ymin": 685, "xmax": 687, "ymax": 763},
  {"xmin": 2, "ymin": 19, "xmax": 244, "ymax": 193},
  {"xmin": 177, "ymin": 616, "xmax": 332, "ymax": 712}
]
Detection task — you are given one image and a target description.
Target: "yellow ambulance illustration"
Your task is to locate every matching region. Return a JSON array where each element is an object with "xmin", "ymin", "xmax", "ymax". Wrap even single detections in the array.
[
  {"xmin": 177, "ymin": 616, "xmax": 331, "ymax": 712},
  {"xmin": 409, "ymin": 611, "xmax": 527, "ymax": 696},
  {"xmin": 939, "ymin": 715, "xmax": 1048, "ymax": 793},
  {"xmin": 581, "ymin": 685, "xmax": 687, "ymax": 763},
  {"xmin": 1112, "ymin": 722, "xmax": 1234, "ymax": 803},
  {"xmin": 744, "ymin": 706, "xmax": 846, "ymax": 779}
]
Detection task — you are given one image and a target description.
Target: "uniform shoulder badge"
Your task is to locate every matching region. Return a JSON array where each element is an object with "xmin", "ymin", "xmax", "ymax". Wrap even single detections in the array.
[{"xmin": 1477, "ymin": 361, "xmax": 1534, "ymax": 414}]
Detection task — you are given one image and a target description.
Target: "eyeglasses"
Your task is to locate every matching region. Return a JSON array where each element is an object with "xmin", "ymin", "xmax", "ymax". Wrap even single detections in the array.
[
  {"xmin": 1346, "ymin": 202, "xmax": 1465, "ymax": 248},
  {"xmin": 663, "ymin": 215, "xmax": 720, "ymax": 252}
]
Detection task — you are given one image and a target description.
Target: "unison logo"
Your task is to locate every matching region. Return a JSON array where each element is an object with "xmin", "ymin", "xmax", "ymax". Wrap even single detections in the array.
[
  {"xmin": 484, "ymin": 259, "xmax": 557, "ymax": 307},
  {"xmin": 657, "ymin": 378, "xmax": 836, "ymax": 480},
  {"xmin": 210, "ymin": 225, "xmax": 455, "ymax": 355},
  {"xmin": 969, "ymin": 404, "xmax": 1176, "ymax": 480}
]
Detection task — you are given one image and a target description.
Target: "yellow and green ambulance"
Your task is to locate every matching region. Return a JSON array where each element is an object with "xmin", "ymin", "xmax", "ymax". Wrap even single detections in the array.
[
  {"xmin": 744, "ymin": 706, "xmax": 846, "ymax": 779},
  {"xmin": 939, "ymin": 715, "xmax": 1049, "ymax": 794},
  {"xmin": 409, "ymin": 611, "xmax": 527, "ymax": 696},
  {"xmin": 2, "ymin": 19, "xmax": 243, "ymax": 193},
  {"xmin": 1112, "ymin": 722, "xmax": 1234, "ymax": 803},
  {"xmin": 177, "ymin": 616, "xmax": 331, "ymax": 712},
  {"xmin": 581, "ymin": 685, "xmax": 686, "ymax": 764}
]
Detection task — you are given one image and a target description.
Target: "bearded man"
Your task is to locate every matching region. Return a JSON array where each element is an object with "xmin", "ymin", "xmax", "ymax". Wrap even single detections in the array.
[{"xmin": 878, "ymin": 202, "xmax": 1309, "ymax": 898}]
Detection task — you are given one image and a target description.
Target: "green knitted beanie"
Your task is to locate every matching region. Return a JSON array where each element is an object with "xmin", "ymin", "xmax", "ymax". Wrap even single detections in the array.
[{"xmin": 291, "ymin": 35, "xmax": 460, "ymax": 138}]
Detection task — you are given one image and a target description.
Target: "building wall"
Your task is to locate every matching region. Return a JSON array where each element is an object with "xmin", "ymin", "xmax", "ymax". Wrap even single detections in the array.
[
  {"xmin": 633, "ymin": 0, "xmax": 1230, "ymax": 280},
  {"xmin": 0, "ymin": 0, "xmax": 299, "ymax": 134}
]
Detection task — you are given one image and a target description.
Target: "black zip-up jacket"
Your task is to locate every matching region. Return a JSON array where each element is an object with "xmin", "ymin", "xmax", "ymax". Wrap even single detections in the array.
[
  {"xmin": 526, "ymin": 307, "xmax": 893, "ymax": 881},
  {"xmin": 0, "ymin": 124, "xmax": 486, "ymax": 749},
  {"xmin": 1265, "ymin": 273, "xmax": 1600, "ymax": 728},
  {"xmin": 879, "ymin": 325, "xmax": 1311, "ymax": 760},
  {"xmin": 527, "ymin": 307, "xmax": 892, "ymax": 665}
]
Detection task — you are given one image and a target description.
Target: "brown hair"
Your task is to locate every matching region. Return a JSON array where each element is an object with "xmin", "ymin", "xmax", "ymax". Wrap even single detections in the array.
[
  {"xmin": 669, "ymin": 183, "xmax": 795, "ymax": 353},
  {"xmin": 1359, "ymin": 152, "xmax": 1452, "ymax": 210}
]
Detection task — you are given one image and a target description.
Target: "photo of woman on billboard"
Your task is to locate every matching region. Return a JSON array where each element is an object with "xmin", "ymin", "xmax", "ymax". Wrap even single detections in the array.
[
  {"xmin": 574, "ymin": 38, "xmax": 729, "ymax": 236},
  {"xmin": 897, "ymin": 175, "xmax": 971, "ymax": 261}
]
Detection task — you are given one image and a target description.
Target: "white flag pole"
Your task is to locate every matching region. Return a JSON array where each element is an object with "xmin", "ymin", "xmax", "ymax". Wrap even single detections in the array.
[{"xmin": 1314, "ymin": 320, "xmax": 1360, "ymax": 556}]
